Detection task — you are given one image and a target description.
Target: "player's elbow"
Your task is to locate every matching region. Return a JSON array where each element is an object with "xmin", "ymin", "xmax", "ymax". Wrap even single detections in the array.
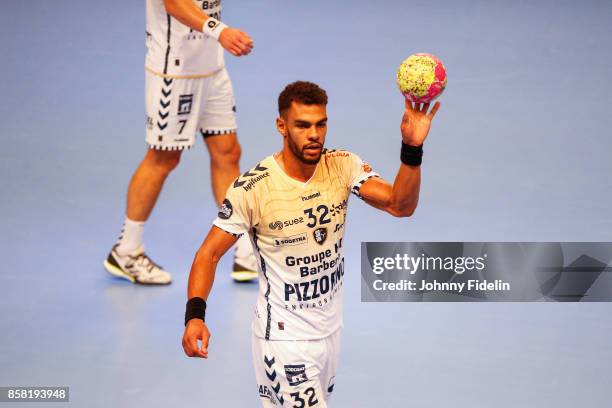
[
  {"xmin": 195, "ymin": 245, "xmax": 223, "ymax": 267},
  {"xmin": 387, "ymin": 204, "xmax": 416, "ymax": 218}
]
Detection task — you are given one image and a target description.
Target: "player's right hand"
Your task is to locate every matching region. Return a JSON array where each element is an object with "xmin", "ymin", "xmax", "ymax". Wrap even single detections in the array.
[
  {"xmin": 219, "ymin": 28, "xmax": 254, "ymax": 57},
  {"xmin": 182, "ymin": 319, "xmax": 211, "ymax": 358}
]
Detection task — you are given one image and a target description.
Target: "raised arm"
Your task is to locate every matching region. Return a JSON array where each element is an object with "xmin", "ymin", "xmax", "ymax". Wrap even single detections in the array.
[
  {"xmin": 359, "ymin": 100, "xmax": 441, "ymax": 217},
  {"xmin": 163, "ymin": 0, "xmax": 253, "ymax": 56},
  {"xmin": 182, "ymin": 225, "xmax": 238, "ymax": 358}
]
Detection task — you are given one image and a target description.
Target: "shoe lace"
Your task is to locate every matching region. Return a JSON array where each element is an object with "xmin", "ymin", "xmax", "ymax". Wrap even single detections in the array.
[{"xmin": 127, "ymin": 253, "xmax": 161, "ymax": 275}]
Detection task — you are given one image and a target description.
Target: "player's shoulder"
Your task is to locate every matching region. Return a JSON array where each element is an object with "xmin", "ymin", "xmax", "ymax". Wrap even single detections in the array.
[
  {"xmin": 322, "ymin": 148, "xmax": 363, "ymax": 168},
  {"xmin": 230, "ymin": 157, "xmax": 274, "ymax": 195}
]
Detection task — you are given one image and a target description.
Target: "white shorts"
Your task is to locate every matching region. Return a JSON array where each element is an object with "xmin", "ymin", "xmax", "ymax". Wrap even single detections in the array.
[
  {"xmin": 145, "ymin": 68, "xmax": 237, "ymax": 150},
  {"xmin": 252, "ymin": 330, "xmax": 341, "ymax": 408}
]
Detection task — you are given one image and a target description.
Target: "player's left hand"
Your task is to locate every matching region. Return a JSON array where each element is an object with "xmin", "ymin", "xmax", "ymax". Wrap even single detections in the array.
[
  {"xmin": 182, "ymin": 319, "xmax": 211, "ymax": 358},
  {"xmin": 400, "ymin": 100, "xmax": 441, "ymax": 146}
]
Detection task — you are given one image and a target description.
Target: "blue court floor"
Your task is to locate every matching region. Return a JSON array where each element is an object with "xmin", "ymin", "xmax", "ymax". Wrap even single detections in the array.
[{"xmin": 2, "ymin": 1, "xmax": 612, "ymax": 407}]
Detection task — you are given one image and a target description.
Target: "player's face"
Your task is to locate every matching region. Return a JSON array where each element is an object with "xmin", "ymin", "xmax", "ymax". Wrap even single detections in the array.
[{"xmin": 278, "ymin": 102, "xmax": 327, "ymax": 165}]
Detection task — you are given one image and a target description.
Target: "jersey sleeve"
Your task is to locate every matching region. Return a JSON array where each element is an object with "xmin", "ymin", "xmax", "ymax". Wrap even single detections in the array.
[
  {"xmin": 346, "ymin": 152, "xmax": 380, "ymax": 199},
  {"xmin": 213, "ymin": 182, "xmax": 251, "ymax": 237}
]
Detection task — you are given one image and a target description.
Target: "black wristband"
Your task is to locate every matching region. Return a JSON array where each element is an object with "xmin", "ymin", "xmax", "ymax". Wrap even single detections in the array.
[
  {"xmin": 185, "ymin": 297, "xmax": 207, "ymax": 326},
  {"xmin": 400, "ymin": 142, "xmax": 423, "ymax": 166}
]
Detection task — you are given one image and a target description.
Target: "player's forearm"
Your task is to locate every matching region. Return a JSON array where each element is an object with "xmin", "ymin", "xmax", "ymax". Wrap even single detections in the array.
[
  {"xmin": 187, "ymin": 246, "xmax": 219, "ymax": 301},
  {"xmin": 388, "ymin": 163, "xmax": 421, "ymax": 217},
  {"xmin": 164, "ymin": 0, "xmax": 210, "ymax": 33}
]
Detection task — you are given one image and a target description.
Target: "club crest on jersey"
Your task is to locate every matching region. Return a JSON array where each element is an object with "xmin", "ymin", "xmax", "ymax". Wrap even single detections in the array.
[
  {"xmin": 218, "ymin": 199, "xmax": 233, "ymax": 219},
  {"xmin": 284, "ymin": 364, "xmax": 308, "ymax": 387},
  {"xmin": 313, "ymin": 227, "xmax": 328, "ymax": 245}
]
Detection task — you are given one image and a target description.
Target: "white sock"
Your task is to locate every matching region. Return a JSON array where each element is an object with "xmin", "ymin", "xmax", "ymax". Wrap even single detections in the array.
[{"xmin": 116, "ymin": 217, "xmax": 145, "ymax": 255}]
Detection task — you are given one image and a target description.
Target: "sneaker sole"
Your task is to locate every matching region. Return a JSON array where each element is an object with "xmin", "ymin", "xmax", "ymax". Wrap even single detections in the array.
[
  {"xmin": 231, "ymin": 270, "xmax": 258, "ymax": 282},
  {"xmin": 103, "ymin": 260, "xmax": 171, "ymax": 285}
]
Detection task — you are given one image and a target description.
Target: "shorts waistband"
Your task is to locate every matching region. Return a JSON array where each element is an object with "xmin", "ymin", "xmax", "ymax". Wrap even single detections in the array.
[{"xmin": 144, "ymin": 66, "xmax": 225, "ymax": 79}]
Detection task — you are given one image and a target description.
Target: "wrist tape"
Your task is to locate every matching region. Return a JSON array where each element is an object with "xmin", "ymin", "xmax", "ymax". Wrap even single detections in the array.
[
  {"xmin": 400, "ymin": 142, "xmax": 423, "ymax": 166},
  {"xmin": 202, "ymin": 17, "xmax": 227, "ymax": 40},
  {"xmin": 185, "ymin": 297, "xmax": 207, "ymax": 326}
]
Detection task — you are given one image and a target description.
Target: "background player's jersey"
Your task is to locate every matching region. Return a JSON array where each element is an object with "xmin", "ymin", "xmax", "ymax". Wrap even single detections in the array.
[
  {"xmin": 145, "ymin": 0, "xmax": 224, "ymax": 77},
  {"xmin": 214, "ymin": 149, "xmax": 379, "ymax": 340}
]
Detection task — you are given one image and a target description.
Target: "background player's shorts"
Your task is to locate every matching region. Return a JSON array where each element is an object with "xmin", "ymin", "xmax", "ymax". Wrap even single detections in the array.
[
  {"xmin": 145, "ymin": 68, "xmax": 237, "ymax": 150},
  {"xmin": 252, "ymin": 329, "xmax": 341, "ymax": 408}
]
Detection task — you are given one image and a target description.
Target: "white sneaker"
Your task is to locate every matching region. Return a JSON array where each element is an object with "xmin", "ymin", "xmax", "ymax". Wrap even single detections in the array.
[
  {"xmin": 231, "ymin": 261, "xmax": 258, "ymax": 283},
  {"xmin": 104, "ymin": 245, "xmax": 172, "ymax": 285}
]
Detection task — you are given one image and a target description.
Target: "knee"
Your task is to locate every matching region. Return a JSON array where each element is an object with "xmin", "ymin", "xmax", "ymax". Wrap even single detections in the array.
[
  {"xmin": 144, "ymin": 149, "xmax": 182, "ymax": 174},
  {"xmin": 210, "ymin": 139, "xmax": 242, "ymax": 166}
]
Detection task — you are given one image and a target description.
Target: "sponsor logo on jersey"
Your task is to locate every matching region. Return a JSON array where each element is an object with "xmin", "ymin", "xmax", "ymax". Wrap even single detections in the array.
[
  {"xmin": 284, "ymin": 364, "xmax": 308, "ymax": 386},
  {"xmin": 202, "ymin": 0, "xmax": 222, "ymax": 10},
  {"xmin": 269, "ymin": 217, "xmax": 305, "ymax": 231},
  {"xmin": 269, "ymin": 221, "xmax": 283, "ymax": 230},
  {"xmin": 324, "ymin": 149, "xmax": 350, "ymax": 158},
  {"xmin": 234, "ymin": 163, "xmax": 269, "ymax": 191},
  {"xmin": 313, "ymin": 227, "xmax": 328, "ymax": 245},
  {"xmin": 241, "ymin": 172, "xmax": 269, "ymax": 191},
  {"xmin": 178, "ymin": 94, "xmax": 193, "ymax": 115},
  {"xmin": 218, "ymin": 199, "xmax": 233, "ymax": 219},
  {"xmin": 274, "ymin": 233, "xmax": 308, "ymax": 247},
  {"xmin": 284, "ymin": 258, "xmax": 345, "ymax": 301},
  {"xmin": 258, "ymin": 385, "xmax": 276, "ymax": 404},
  {"xmin": 301, "ymin": 191, "xmax": 321, "ymax": 201}
]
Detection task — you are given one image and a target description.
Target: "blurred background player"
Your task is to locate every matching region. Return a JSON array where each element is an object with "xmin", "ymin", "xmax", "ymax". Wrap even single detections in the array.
[
  {"xmin": 103, "ymin": 0, "xmax": 258, "ymax": 285},
  {"xmin": 182, "ymin": 81, "xmax": 441, "ymax": 406}
]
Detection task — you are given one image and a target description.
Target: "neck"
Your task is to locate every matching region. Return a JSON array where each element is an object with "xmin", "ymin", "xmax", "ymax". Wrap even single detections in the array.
[{"xmin": 275, "ymin": 149, "xmax": 318, "ymax": 182}]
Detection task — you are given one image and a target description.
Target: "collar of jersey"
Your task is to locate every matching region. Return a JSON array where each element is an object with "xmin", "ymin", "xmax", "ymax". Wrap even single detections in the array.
[{"xmin": 269, "ymin": 154, "xmax": 320, "ymax": 188}]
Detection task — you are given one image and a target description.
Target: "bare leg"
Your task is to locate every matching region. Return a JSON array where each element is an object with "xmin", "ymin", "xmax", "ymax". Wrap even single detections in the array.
[
  {"xmin": 204, "ymin": 132, "xmax": 241, "ymax": 206},
  {"xmin": 205, "ymin": 133, "xmax": 257, "ymax": 278},
  {"xmin": 127, "ymin": 148, "xmax": 182, "ymax": 221},
  {"xmin": 104, "ymin": 148, "xmax": 180, "ymax": 284}
]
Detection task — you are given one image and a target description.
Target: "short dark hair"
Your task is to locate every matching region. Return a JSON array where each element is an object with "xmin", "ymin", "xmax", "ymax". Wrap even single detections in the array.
[{"xmin": 278, "ymin": 81, "xmax": 328, "ymax": 115}]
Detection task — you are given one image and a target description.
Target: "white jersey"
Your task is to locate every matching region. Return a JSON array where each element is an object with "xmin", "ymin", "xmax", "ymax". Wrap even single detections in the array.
[
  {"xmin": 214, "ymin": 150, "xmax": 379, "ymax": 340},
  {"xmin": 145, "ymin": 0, "xmax": 224, "ymax": 78}
]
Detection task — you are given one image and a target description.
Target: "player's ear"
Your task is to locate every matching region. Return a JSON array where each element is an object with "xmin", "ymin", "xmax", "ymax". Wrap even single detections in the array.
[{"xmin": 276, "ymin": 116, "xmax": 287, "ymax": 138}]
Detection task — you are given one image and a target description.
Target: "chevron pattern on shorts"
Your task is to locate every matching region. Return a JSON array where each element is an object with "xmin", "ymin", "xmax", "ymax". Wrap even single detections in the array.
[
  {"xmin": 157, "ymin": 78, "xmax": 173, "ymax": 131},
  {"xmin": 263, "ymin": 355, "xmax": 284, "ymax": 406}
]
